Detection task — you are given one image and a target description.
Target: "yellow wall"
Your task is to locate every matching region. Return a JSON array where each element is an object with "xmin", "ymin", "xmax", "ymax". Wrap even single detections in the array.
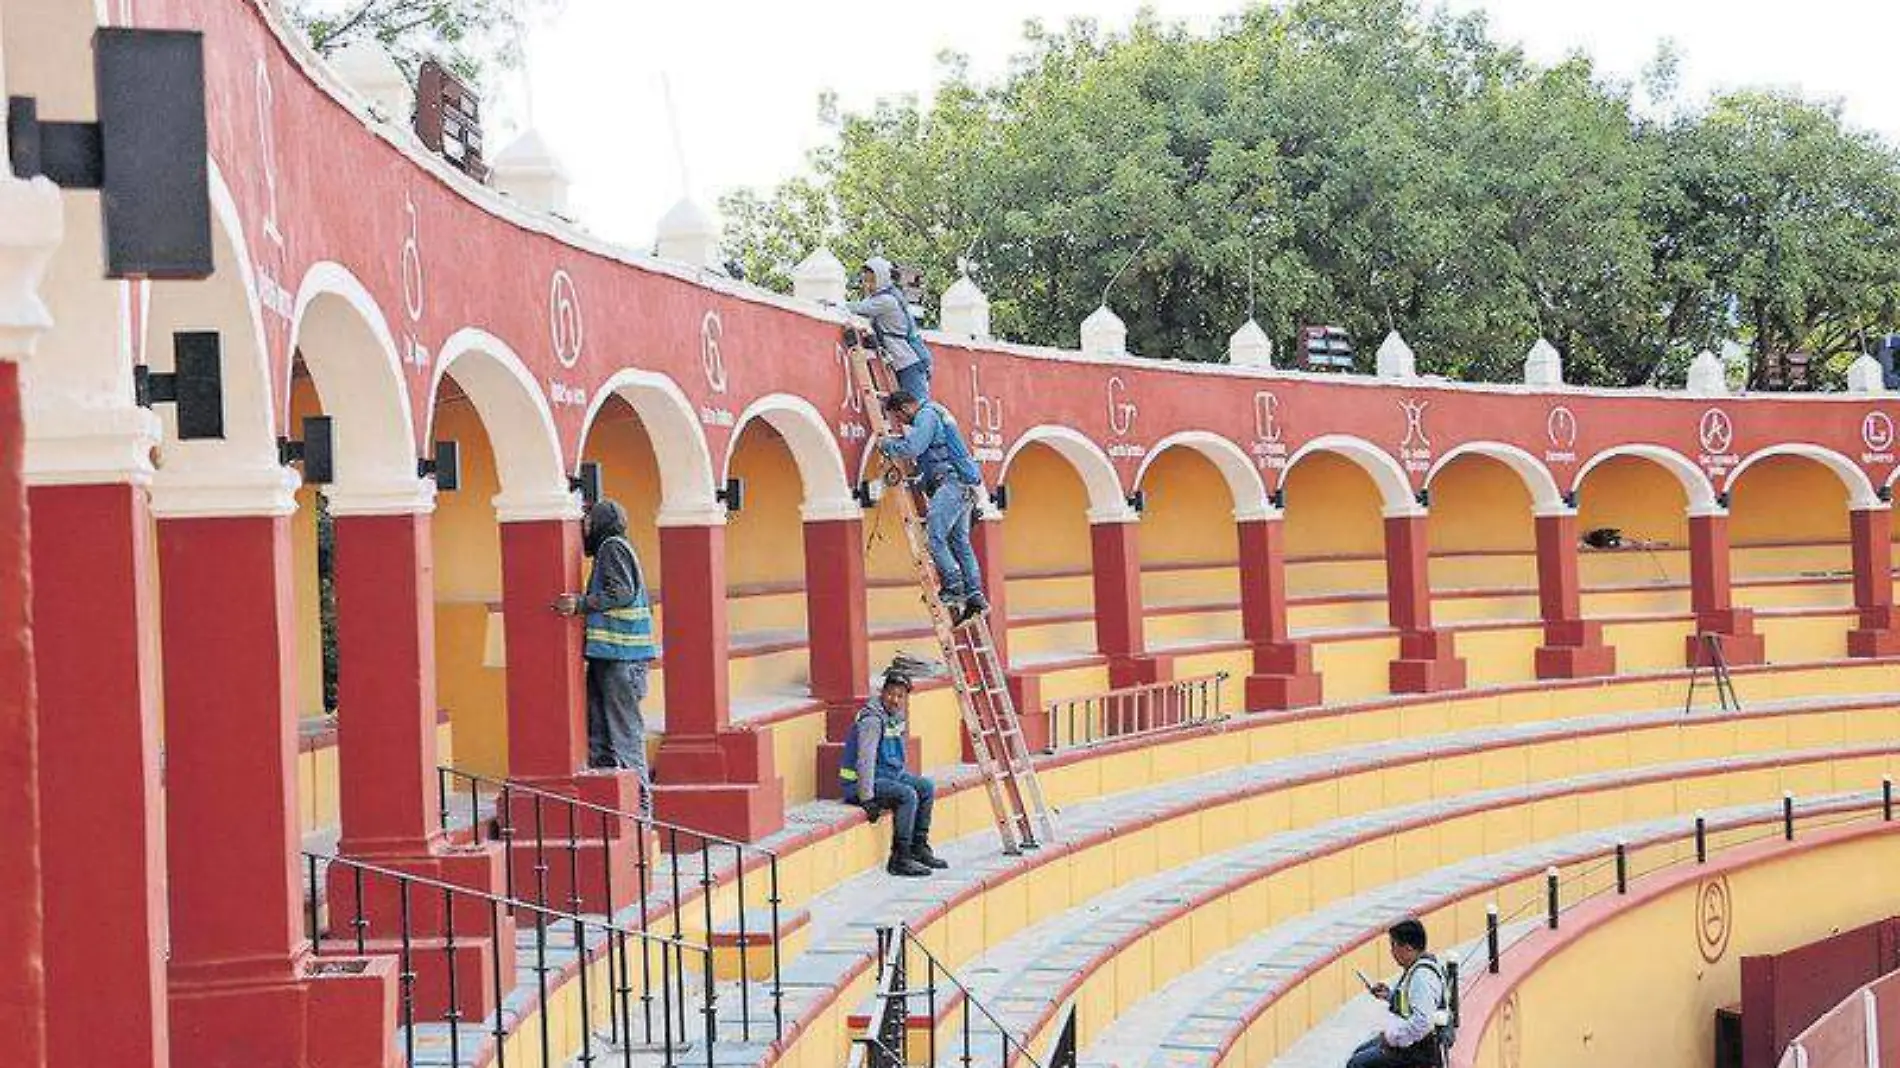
[
  {"xmin": 724, "ymin": 423, "xmax": 806, "ymax": 596},
  {"xmin": 1284, "ymin": 453, "xmax": 1387, "ymax": 598},
  {"xmin": 577, "ymin": 395, "xmax": 665, "ymax": 585},
  {"xmin": 1729, "ymin": 455, "xmax": 1852, "ymax": 546},
  {"xmin": 289, "ymin": 375, "xmax": 327, "ymax": 720},
  {"xmin": 1471, "ymin": 829, "xmax": 1900, "ymax": 1068},
  {"xmin": 430, "ymin": 391, "xmax": 508, "ymax": 777},
  {"xmin": 1428, "ymin": 455, "xmax": 1535, "ymax": 592},
  {"xmin": 1137, "ymin": 448, "xmax": 1235, "ymax": 566},
  {"xmin": 1578, "ymin": 455, "xmax": 1687, "ymax": 543},
  {"xmin": 1001, "ymin": 444, "xmax": 1094, "ymax": 619}
]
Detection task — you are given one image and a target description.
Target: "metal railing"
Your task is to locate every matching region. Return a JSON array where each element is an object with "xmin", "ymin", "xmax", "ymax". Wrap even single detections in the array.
[
  {"xmin": 850, "ymin": 922, "xmax": 1046, "ymax": 1068},
  {"xmin": 1454, "ymin": 776, "xmax": 1899, "ymax": 1010},
  {"xmin": 435, "ymin": 766, "xmax": 785, "ymax": 1044},
  {"xmin": 1044, "ymin": 672, "xmax": 1228, "ymax": 752},
  {"xmin": 304, "ymin": 851, "xmax": 716, "ymax": 1067}
]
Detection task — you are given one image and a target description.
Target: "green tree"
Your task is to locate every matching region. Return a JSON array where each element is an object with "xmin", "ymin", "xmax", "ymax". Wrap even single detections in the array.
[
  {"xmin": 722, "ymin": 0, "xmax": 1900, "ymax": 388},
  {"xmin": 286, "ymin": 0, "xmax": 555, "ymax": 91}
]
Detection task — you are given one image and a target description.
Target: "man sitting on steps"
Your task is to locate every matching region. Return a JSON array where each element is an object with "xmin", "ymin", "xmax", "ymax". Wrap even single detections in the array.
[
  {"xmin": 879, "ymin": 389, "xmax": 989, "ymax": 625},
  {"xmin": 840, "ymin": 671, "xmax": 948, "ymax": 878},
  {"xmin": 1348, "ymin": 918, "xmax": 1452, "ymax": 1067}
]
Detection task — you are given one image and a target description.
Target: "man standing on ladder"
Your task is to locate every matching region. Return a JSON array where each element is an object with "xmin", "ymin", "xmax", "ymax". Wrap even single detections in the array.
[
  {"xmin": 880, "ymin": 390, "xmax": 989, "ymax": 624},
  {"xmin": 844, "ymin": 257, "xmax": 933, "ymax": 400}
]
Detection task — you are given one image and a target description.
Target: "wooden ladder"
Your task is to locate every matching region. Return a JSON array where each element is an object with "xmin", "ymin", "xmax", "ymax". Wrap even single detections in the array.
[{"xmin": 847, "ymin": 340, "xmax": 1058, "ymax": 854}]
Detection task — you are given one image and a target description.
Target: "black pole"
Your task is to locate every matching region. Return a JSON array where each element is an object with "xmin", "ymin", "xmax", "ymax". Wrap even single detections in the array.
[
  {"xmin": 489, "ymin": 897, "xmax": 507, "ymax": 1068},
  {"xmin": 443, "ymin": 888, "xmax": 461, "ymax": 1068},
  {"xmin": 1486, "ymin": 904, "xmax": 1500, "ymax": 974},
  {"xmin": 1695, "ymin": 812, "xmax": 1707, "ymax": 863},
  {"xmin": 1446, "ymin": 959, "xmax": 1461, "ymax": 1029},
  {"xmin": 1615, "ymin": 841, "xmax": 1628, "ymax": 895},
  {"xmin": 1783, "ymin": 791, "xmax": 1795, "ymax": 841},
  {"xmin": 1885, "ymin": 775, "xmax": 1893, "ymax": 822},
  {"xmin": 1545, "ymin": 867, "xmax": 1559, "ymax": 929}
]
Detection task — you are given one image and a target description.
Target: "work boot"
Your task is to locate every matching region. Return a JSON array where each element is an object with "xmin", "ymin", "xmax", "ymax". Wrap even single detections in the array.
[
  {"xmin": 887, "ymin": 842, "xmax": 932, "ymax": 878},
  {"xmin": 910, "ymin": 835, "xmax": 950, "ymax": 870}
]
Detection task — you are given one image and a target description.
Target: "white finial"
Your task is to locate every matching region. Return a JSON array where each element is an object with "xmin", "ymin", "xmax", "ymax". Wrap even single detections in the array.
[
  {"xmin": 1081, "ymin": 305, "xmax": 1127, "ymax": 359},
  {"xmin": 792, "ymin": 247, "xmax": 847, "ymax": 304},
  {"xmin": 1228, "ymin": 319, "xmax": 1273, "ymax": 368},
  {"xmin": 489, "ymin": 128, "xmax": 571, "ymax": 215},
  {"xmin": 331, "ymin": 39, "xmax": 414, "ymax": 121},
  {"xmin": 1524, "ymin": 337, "xmax": 1563, "ymax": 388},
  {"xmin": 1847, "ymin": 353, "xmax": 1886, "ymax": 394},
  {"xmin": 1687, "ymin": 349, "xmax": 1729, "ymax": 397},
  {"xmin": 1375, "ymin": 331, "xmax": 1416, "ymax": 379},
  {"xmin": 941, "ymin": 274, "xmax": 990, "ymax": 339},
  {"xmin": 655, "ymin": 197, "xmax": 720, "ymax": 269}
]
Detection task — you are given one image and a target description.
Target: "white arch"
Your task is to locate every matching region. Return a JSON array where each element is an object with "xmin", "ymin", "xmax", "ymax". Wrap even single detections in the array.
[
  {"xmin": 581, "ymin": 368, "xmax": 721, "ymax": 526},
  {"xmin": 1572, "ymin": 444, "xmax": 1720, "ymax": 515},
  {"xmin": 148, "ymin": 160, "xmax": 299, "ymax": 517},
  {"xmin": 288, "ymin": 261, "xmax": 422, "ymax": 511},
  {"xmin": 1425, "ymin": 441, "xmax": 1566, "ymax": 515},
  {"xmin": 1282, "ymin": 434, "xmax": 1420, "ymax": 517},
  {"xmin": 999, "ymin": 425, "xmax": 1130, "ymax": 522},
  {"xmin": 1133, "ymin": 431, "xmax": 1274, "ymax": 521},
  {"xmin": 430, "ymin": 329, "xmax": 574, "ymax": 521},
  {"xmin": 725, "ymin": 394, "xmax": 857, "ymax": 522},
  {"xmin": 1722, "ymin": 444, "xmax": 1881, "ymax": 511}
]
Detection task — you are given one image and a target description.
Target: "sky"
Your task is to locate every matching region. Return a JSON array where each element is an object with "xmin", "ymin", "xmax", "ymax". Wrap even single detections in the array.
[{"xmin": 501, "ymin": 0, "xmax": 1900, "ymax": 250}]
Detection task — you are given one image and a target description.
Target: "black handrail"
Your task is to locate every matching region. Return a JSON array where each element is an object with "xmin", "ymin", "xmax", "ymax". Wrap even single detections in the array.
[
  {"xmin": 851, "ymin": 922, "xmax": 1046, "ymax": 1068},
  {"xmin": 435, "ymin": 765, "xmax": 786, "ymax": 1043},
  {"xmin": 304, "ymin": 850, "xmax": 717, "ymax": 1067}
]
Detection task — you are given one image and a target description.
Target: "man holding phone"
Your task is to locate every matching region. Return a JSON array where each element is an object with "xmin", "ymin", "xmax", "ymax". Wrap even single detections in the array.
[{"xmin": 1347, "ymin": 919, "xmax": 1451, "ymax": 1067}]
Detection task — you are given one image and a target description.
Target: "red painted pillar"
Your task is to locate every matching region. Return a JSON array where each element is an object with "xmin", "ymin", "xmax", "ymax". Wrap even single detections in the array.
[
  {"xmin": 1385, "ymin": 513, "xmax": 1466, "ymax": 693},
  {"xmin": 652, "ymin": 521, "xmax": 785, "ymax": 842},
  {"xmin": 331, "ymin": 511, "xmax": 443, "ymax": 858},
  {"xmin": 1847, "ymin": 506, "xmax": 1900, "ymax": 657},
  {"xmin": 808, "ymin": 516, "xmax": 873, "ymax": 799},
  {"xmin": 1237, "ymin": 517, "xmax": 1320, "ymax": 709},
  {"xmin": 30, "ymin": 482, "xmax": 169, "ymax": 1067},
  {"xmin": 1686, "ymin": 511, "xmax": 1765, "ymax": 666},
  {"xmin": 499, "ymin": 517, "xmax": 587, "ymax": 780},
  {"xmin": 1090, "ymin": 519, "xmax": 1171, "ymax": 688},
  {"xmin": 1533, "ymin": 511, "xmax": 1616, "ymax": 678},
  {"xmin": 0, "ymin": 359, "xmax": 47, "ymax": 1068}
]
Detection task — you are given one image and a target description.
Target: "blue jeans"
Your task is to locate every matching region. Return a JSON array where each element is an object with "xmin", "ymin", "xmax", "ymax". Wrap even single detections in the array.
[
  {"xmin": 894, "ymin": 357, "xmax": 931, "ymax": 403},
  {"xmin": 870, "ymin": 771, "xmax": 935, "ymax": 844},
  {"xmin": 925, "ymin": 480, "xmax": 982, "ymax": 600},
  {"xmin": 585, "ymin": 658, "xmax": 653, "ymax": 818},
  {"xmin": 1347, "ymin": 1036, "xmax": 1440, "ymax": 1068}
]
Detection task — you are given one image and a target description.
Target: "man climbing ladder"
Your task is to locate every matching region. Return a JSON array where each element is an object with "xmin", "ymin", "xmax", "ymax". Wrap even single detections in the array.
[{"xmin": 845, "ymin": 330, "xmax": 1058, "ymax": 855}]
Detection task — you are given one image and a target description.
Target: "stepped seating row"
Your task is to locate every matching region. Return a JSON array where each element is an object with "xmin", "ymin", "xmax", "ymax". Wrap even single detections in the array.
[
  {"xmin": 371, "ymin": 659, "xmax": 1898, "ymax": 1068},
  {"xmin": 1082, "ymin": 791, "xmax": 1892, "ymax": 1067}
]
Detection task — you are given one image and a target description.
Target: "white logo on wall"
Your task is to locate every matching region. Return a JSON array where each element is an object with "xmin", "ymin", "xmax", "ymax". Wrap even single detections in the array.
[
  {"xmin": 1106, "ymin": 376, "xmax": 1142, "ymax": 457},
  {"xmin": 1398, "ymin": 399, "xmax": 1432, "ymax": 474},
  {"xmin": 970, "ymin": 367, "xmax": 1004, "ymax": 462},
  {"xmin": 834, "ymin": 344, "xmax": 866, "ymax": 442},
  {"xmin": 700, "ymin": 310, "xmax": 727, "ymax": 394},
  {"xmin": 549, "ymin": 269, "xmax": 584, "ymax": 370},
  {"xmin": 1863, "ymin": 411, "xmax": 1895, "ymax": 464},
  {"xmin": 1252, "ymin": 391, "xmax": 1288, "ymax": 471},
  {"xmin": 1696, "ymin": 407, "xmax": 1738, "ymax": 476},
  {"xmin": 255, "ymin": 60, "xmax": 283, "ymax": 248},
  {"xmin": 398, "ymin": 195, "xmax": 428, "ymax": 370},
  {"xmin": 1545, "ymin": 405, "xmax": 1578, "ymax": 463}
]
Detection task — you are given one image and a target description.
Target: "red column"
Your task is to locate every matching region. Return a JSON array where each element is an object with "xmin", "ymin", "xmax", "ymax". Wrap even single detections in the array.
[
  {"xmin": 807, "ymin": 516, "xmax": 872, "ymax": 800},
  {"xmin": 0, "ymin": 361, "xmax": 47, "ymax": 1068},
  {"xmin": 1847, "ymin": 506, "xmax": 1900, "ymax": 657},
  {"xmin": 1090, "ymin": 520, "xmax": 1171, "ymax": 688},
  {"xmin": 158, "ymin": 509, "xmax": 399, "ymax": 1068},
  {"xmin": 499, "ymin": 517, "xmax": 587, "ymax": 780},
  {"xmin": 1686, "ymin": 512, "xmax": 1764, "ymax": 666},
  {"xmin": 1533, "ymin": 511, "xmax": 1616, "ymax": 678},
  {"xmin": 1384, "ymin": 513, "xmax": 1466, "ymax": 693},
  {"xmin": 652, "ymin": 522, "xmax": 785, "ymax": 842},
  {"xmin": 30, "ymin": 482, "xmax": 169, "ymax": 1066},
  {"xmin": 331, "ymin": 512, "xmax": 443, "ymax": 858},
  {"xmin": 1237, "ymin": 517, "xmax": 1320, "ymax": 709}
]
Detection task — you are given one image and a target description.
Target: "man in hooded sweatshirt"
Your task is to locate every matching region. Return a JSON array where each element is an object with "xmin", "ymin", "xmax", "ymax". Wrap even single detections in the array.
[
  {"xmin": 843, "ymin": 257, "xmax": 932, "ymax": 401},
  {"xmin": 554, "ymin": 499, "xmax": 658, "ymax": 817}
]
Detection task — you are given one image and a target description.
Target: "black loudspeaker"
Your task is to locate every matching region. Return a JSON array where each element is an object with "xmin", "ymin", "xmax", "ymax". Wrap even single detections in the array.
[
  {"xmin": 1127, "ymin": 489, "xmax": 1146, "ymax": 514},
  {"xmin": 1879, "ymin": 334, "xmax": 1900, "ymax": 390},
  {"xmin": 280, "ymin": 416, "xmax": 334, "ymax": 484},
  {"xmin": 717, "ymin": 477, "xmax": 746, "ymax": 513},
  {"xmin": 420, "ymin": 440, "xmax": 460, "ymax": 492},
  {"xmin": 134, "ymin": 331, "xmax": 224, "ymax": 439},
  {"xmin": 569, "ymin": 462, "xmax": 602, "ymax": 508}
]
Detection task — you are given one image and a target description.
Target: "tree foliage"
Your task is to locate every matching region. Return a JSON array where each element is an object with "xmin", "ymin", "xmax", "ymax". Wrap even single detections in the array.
[
  {"xmin": 285, "ymin": 0, "xmax": 552, "ymax": 91},
  {"xmin": 722, "ymin": 0, "xmax": 1900, "ymax": 388}
]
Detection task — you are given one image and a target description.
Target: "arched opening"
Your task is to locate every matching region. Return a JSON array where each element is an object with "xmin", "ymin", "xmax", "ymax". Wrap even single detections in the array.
[
  {"xmin": 723, "ymin": 418, "xmax": 815, "ymax": 710},
  {"xmin": 996, "ymin": 441, "xmax": 1100, "ymax": 663},
  {"xmin": 1134, "ymin": 446, "xmax": 1244, "ymax": 648},
  {"xmin": 1426, "ymin": 453, "xmax": 1537, "ymax": 623},
  {"xmin": 1281, "ymin": 451, "xmax": 1391, "ymax": 626},
  {"xmin": 1573, "ymin": 454, "xmax": 1692, "ymax": 603},
  {"xmin": 1727, "ymin": 454, "xmax": 1854, "ymax": 609}
]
